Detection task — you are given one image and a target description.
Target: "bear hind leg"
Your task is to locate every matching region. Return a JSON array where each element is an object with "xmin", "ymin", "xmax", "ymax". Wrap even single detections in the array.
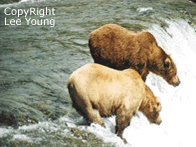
[
  {"xmin": 73, "ymin": 103, "xmax": 104, "ymax": 126},
  {"xmin": 85, "ymin": 107, "xmax": 105, "ymax": 127}
]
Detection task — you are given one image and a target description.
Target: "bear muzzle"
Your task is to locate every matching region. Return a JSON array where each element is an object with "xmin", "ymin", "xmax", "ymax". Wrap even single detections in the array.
[
  {"xmin": 156, "ymin": 120, "xmax": 162, "ymax": 125},
  {"xmin": 149, "ymin": 116, "xmax": 162, "ymax": 125},
  {"xmin": 152, "ymin": 118, "xmax": 162, "ymax": 125},
  {"xmin": 170, "ymin": 75, "xmax": 180, "ymax": 87}
]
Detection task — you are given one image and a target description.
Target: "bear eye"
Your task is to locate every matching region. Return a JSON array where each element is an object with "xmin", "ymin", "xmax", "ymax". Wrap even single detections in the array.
[
  {"xmin": 156, "ymin": 102, "xmax": 162, "ymax": 111},
  {"xmin": 164, "ymin": 63, "xmax": 169, "ymax": 68},
  {"xmin": 165, "ymin": 72, "xmax": 170, "ymax": 77}
]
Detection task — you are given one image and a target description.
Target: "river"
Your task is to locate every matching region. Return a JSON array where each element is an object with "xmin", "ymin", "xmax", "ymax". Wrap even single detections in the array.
[{"xmin": 0, "ymin": 0, "xmax": 196, "ymax": 146}]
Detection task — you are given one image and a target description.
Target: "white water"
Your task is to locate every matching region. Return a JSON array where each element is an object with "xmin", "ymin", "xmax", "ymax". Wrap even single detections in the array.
[
  {"xmin": 1, "ymin": 19, "xmax": 195, "ymax": 147},
  {"xmin": 75, "ymin": 19, "xmax": 196, "ymax": 147},
  {"xmin": 124, "ymin": 19, "xmax": 196, "ymax": 147}
]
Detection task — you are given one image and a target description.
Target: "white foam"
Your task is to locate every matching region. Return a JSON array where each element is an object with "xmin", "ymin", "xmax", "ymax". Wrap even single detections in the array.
[
  {"xmin": 137, "ymin": 7, "xmax": 154, "ymax": 12},
  {"xmin": 76, "ymin": 19, "xmax": 196, "ymax": 147},
  {"xmin": 12, "ymin": 134, "xmax": 32, "ymax": 141},
  {"xmin": 132, "ymin": 19, "xmax": 196, "ymax": 147},
  {"xmin": 0, "ymin": 128, "xmax": 14, "ymax": 138}
]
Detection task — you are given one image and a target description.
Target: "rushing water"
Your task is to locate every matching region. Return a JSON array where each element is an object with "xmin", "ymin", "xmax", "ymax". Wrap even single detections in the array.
[{"xmin": 0, "ymin": 0, "xmax": 196, "ymax": 146}]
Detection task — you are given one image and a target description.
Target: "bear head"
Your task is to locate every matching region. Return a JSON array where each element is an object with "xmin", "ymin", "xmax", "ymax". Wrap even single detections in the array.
[
  {"xmin": 148, "ymin": 54, "xmax": 180, "ymax": 87},
  {"xmin": 147, "ymin": 96, "xmax": 162, "ymax": 124},
  {"xmin": 162, "ymin": 56, "xmax": 180, "ymax": 87},
  {"xmin": 140, "ymin": 86, "xmax": 162, "ymax": 125}
]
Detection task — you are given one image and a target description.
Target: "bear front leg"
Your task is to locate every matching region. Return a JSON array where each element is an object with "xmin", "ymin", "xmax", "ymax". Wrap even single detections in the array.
[
  {"xmin": 141, "ymin": 70, "xmax": 149, "ymax": 82},
  {"xmin": 115, "ymin": 109, "xmax": 131, "ymax": 143},
  {"xmin": 136, "ymin": 63, "xmax": 145, "ymax": 75}
]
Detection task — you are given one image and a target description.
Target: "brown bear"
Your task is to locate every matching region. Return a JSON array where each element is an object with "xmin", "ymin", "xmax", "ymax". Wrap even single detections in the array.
[
  {"xmin": 67, "ymin": 63, "xmax": 162, "ymax": 143},
  {"xmin": 89, "ymin": 24, "xmax": 180, "ymax": 86}
]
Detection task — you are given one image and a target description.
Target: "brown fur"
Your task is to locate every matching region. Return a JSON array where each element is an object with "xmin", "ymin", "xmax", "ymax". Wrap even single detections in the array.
[
  {"xmin": 67, "ymin": 63, "xmax": 162, "ymax": 143},
  {"xmin": 89, "ymin": 24, "xmax": 180, "ymax": 86}
]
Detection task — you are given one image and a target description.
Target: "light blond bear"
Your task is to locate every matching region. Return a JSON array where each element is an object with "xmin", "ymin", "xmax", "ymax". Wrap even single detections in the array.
[
  {"xmin": 89, "ymin": 24, "xmax": 180, "ymax": 86},
  {"xmin": 67, "ymin": 63, "xmax": 162, "ymax": 143}
]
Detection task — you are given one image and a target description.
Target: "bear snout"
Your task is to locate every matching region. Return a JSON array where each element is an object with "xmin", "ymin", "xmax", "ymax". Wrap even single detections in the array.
[
  {"xmin": 149, "ymin": 113, "xmax": 162, "ymax": 125},
  {"xmin": 155, "ymin": 114, "xmax": 162, "ymax": 125},
  {"xmin": 171, "ymin": 75, "xmax": 180, "ymax": 87},
  {"xmin": 152, "ymin": 118, "xmax": 162, "ymax": 125},
  {"xmin": 156, "ymin": 120, "xmax": 162, "ymax": 125}
]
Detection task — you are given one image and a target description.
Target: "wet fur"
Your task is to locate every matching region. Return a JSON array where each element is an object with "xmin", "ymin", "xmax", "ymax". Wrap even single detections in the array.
[
  {"xmin": 67, "ymin": 63, "xmax": 162, "ymax": 143},
  {"xmin": 89, "ymin": 24, "xmax": 180, "ymax": 86}
]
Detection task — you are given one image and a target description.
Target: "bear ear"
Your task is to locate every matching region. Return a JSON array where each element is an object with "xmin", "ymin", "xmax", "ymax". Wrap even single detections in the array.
[
  {"xmin": 164, "ymin": 57, "xmax": 171, "ymax": 68},
  {"xmin": 155, "ymin": 96, "xmax": 161, "ymax": 103}
]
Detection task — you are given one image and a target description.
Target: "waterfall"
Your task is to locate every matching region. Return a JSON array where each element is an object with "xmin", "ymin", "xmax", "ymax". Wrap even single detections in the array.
[{"xmin": 80, "ymin": 19, "xmax": 196, "ymax": 147}]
